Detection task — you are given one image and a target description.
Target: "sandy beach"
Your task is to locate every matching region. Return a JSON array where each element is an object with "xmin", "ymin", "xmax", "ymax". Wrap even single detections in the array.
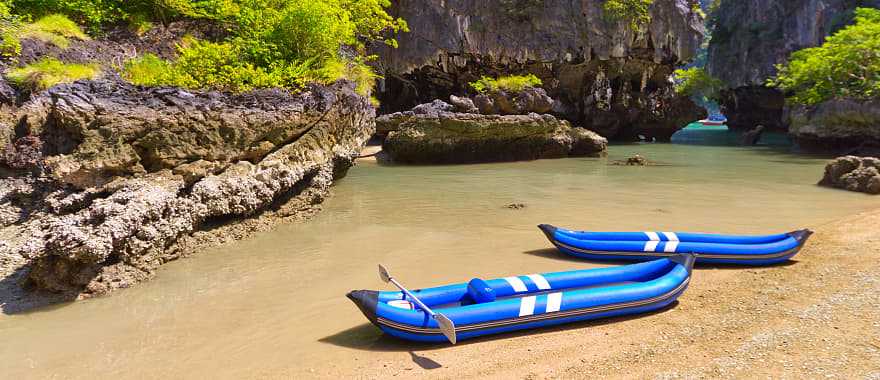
[{"xmin": 310, "ymin": 208, "xmax": 880, "ymax": 379}]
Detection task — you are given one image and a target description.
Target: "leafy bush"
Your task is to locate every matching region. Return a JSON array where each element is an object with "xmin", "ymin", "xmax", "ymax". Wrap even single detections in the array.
[
  {"xmin": 673, "ymin": 67, "xmax": 723, "ymax": 101},
  {"xmin": 469, "ymin": 74, "xmax": 543, "ymax": 93},
  {"xmin": 603, "ymin": 0, "xmax": 653, "ymax": 30},
  {"xmin": 768, "ymin": 8, "xmax": 880, "ymax": 105},
  {"xmin": 20, "ymin": 13, "xmax": 88, "ymax": 48},
  {"xmin": 0, "ymin": 0, "xmax": 20, "ymax": 56},
  {"xmin": 8, "ymin": 0, "xmax": 234, "ymax": 28},
  {"xmin": 4, "ymin": 0, "xmax": 406, "ymax": 94},
  {"xmin": 5, "ymin": 57, "xmax": 99, "ymax": 90},
  {"xmin": 123, "ymin": 0, "xmax": 405, "ymax": 94}
]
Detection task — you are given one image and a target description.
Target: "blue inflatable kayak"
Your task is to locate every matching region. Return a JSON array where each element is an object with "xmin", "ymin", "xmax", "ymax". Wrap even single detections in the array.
[
  {"xmin": 347, "ymin": 254, "xmax": 695, "ymax": 344},
  {"xmin": 539, "ymin": 224, "xmax": 813, "ymax": 265}
]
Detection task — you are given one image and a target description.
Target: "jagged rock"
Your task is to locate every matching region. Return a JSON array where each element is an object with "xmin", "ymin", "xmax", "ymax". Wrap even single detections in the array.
[
  {"xmin": 376, "ymin": 99, "xmax": 456, "ymax": 136},
  {"xmin": 383, "ymin": 112, "xmax": 607, "ymax": 164},
  {"xmin": 819, "ymin": 156, "xmax": 880, "ymax": 194},
  {"xmin": 0, "ymin": 78, "xmax": 16, "ymax": 105},
  {"xmin": 741, "ymin": 125, "xmax": 766, "ymax": 146},
  {"xmin": 789, "ymin": 98, "xmax": 880, "ymax": 151},
  {"xmin": 449, "ymin": 94, "xmax": 478, "ymax": 113},
  {"xmin": 12, "ymin": 79, "xmax": 359, "ymax": 189},
  {"xmin": 473, "ymin": 87, "xmax": 554, "ymax": 115},
  {"xmin": 626, "ymin": 155, "xmax": 648, "ymax": 166},
  {"xmin": 2, "ymin": 135, "xmax": 44, "ymax": 173},
  {"xmin": 373, "ymin": 0, "xmax": 705, "ymax": 141},
  {"xmin": 2, "ymin": 80, "xmax": 375, "ymax": 297}
]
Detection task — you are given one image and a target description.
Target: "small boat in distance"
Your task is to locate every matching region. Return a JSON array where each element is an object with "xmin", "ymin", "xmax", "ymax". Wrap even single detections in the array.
[
  {"xmin": 698, "ymin": 113, "xmax": 728, "ymax": 126},
  {"xmin": 348, "ymin": 254, "xmax": 696, "ymax": 343},
  {"xmin": 539, "ymin": 225, "xmax": 813, "ymax": 266}
]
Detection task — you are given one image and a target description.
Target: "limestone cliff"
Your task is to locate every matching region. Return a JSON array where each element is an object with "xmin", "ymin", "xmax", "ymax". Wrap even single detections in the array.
[
  {"xmin": 706, "ymin": 0, "xmax": 880, "ymax": 131},
  {"xmin": 373, "ymin": 0, "xmax": 706, "ymax": 141}
]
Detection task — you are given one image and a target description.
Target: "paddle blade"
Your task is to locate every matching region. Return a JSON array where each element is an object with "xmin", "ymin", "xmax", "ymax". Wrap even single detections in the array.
[
  {"xmin": 378, "ymin": 264, "xmax": 391, "ymax": 283},
  {"xmin": 435, "ymin": 313, "xmax": 457, "ymax": 345}
]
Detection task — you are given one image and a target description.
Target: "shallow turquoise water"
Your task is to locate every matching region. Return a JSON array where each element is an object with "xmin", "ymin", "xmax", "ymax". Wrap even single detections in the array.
[{"xmin": 1, "ymin": 129, "xmax": 877, "ymax": 378}]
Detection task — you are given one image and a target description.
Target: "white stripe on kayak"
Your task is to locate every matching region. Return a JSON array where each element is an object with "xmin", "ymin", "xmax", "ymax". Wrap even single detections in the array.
[
  {"xmin": 519, "ymin": 296, "xmax": 536, "ymax": 316},
  {"xmin": 664, "ymin": 241, "xmax": 679, "ymax": 253},
  {"xmin": 526, "ymin": 274, "xmax": 551, "ymax": 290},
  {"xmin": 546, "ymin": 292, "xmax": 563, "ymax": 313},
  {"xmin": 662, "ymin": 232, "xmax": 679, "ymax": 241},
  {"xmin": 644, "ymin": 231, "xmax": 660, "ymax": 241},
  {"xmin": 504, "ymin": 277, "xmax": 528, "ymax": 292},
  {"xmin": 644, "ymin": 241, "xmax": 660, "ymax": 252}
]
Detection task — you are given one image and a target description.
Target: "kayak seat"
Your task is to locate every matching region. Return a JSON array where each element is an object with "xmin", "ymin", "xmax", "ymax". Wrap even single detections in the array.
[{"xmin": 464, "ymin": 278, "xmax": 496, "ymax": 305}]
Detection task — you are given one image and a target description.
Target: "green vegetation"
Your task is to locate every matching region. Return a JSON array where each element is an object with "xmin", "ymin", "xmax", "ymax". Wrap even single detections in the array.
[
  {"xmin": 0, "ymin": 0, "xmax": 21, "ymax": 57},
  {"xmin": 20, "ymin": 13, "xmax": 88, "ymax": 47},
  {"xmin": 8, "ymin": 0, "xmax": 235, "ymax": 29},
  {"xmin": 1, "ymin": 0, "xmax": 407, "ymax": 94},
  {"xmin": 5, "ymin": 57, "xmax": 99, "ymax": 90},
  {"xmin": 768, "ymin": 8, "xmax": 880, "ymax": 105},
  {"xmin": 122, "ymin": 0, "xmax": 405, "ymax": 94},
  {"xmin": 603, "ymin": 0, "xmax": 653, "ymax": 30},
  {"xmin": 469, "ymin": 74, "xmax": 543, "ymax": 93},
  {"xmin": 673, "ymin": 67, "xmax": 723, "ymax": 101}
]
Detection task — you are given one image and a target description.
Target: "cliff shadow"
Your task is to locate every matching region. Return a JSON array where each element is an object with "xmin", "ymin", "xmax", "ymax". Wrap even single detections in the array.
[{"xmin": 0, "ymin": 264, "xmax": 75, "ymax": 315}]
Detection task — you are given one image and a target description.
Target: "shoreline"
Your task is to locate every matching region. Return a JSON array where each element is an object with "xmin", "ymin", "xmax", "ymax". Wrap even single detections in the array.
[{"xmin": 3, "ymin": 204, "xmax": 878, "ymax": 377}]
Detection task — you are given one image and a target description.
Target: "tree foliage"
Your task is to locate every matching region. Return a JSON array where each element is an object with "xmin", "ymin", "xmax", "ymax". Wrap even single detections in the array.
[
  {"xmin": 3, "ymin": 0, "xmax": 407, "ymax": 94},
  {"xmin": 603, "ymin": 0, "xmax": 653, "ymax": 30},
  {"xmin": 673, "ymin": 67, "xmax": 723, "ymax": 101},
  {"xmin": 768, "ymin": 7, "xmax": 880, "ymax": 105}
]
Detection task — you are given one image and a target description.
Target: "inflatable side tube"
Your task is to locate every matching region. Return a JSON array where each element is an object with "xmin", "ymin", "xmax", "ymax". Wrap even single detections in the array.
[
  {"xmin": 542, "ymin": 226, "xmax": 813, "ymax": 266},
  {"xmin": 347, "ymin": 255, "xmax": 695, "ymax": 343},
  {"xmin": 540, "ymin": 224, "xmax": 795, "ymax": 245}
]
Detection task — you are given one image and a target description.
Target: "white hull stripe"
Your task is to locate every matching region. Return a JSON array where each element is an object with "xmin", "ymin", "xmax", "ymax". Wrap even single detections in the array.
[
  {"xmin": 664, "ymin": 241, "xmax": 679, "ymax": 253},
  {"xmin": 519, "ymin": 296, "xmax": 537, "ymax": 316},
  {"xmin": 644, "ymin": 231, "xmax": 660, "ymax": 241},
  {"xmin": 526, "ymin": 274, "xmax": 551, "ymax": 290},
  {"xmin": 644, "ymin": 240, "xmax": 660, "ymax": 252},
  {"xmin": 662, "ymin": 232, "xmax": 679, "ymax": 241},
  {"xmin": 546, "ymin": 292, "xmax": 563, "ymax": 313},
  {"xmin": 504, "ymin": 277, "xmax": 528, "ymax": 292}
]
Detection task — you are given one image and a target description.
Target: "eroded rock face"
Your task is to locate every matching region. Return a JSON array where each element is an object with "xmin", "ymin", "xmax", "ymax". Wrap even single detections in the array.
[
  {"xmin": 819, "ymin": 156, "xmax": 880, "ymax": 194},
  {"xmin": 1, "ymin": 80, "xmax": 374, "ymax": 297},
  {"xmin": 373, "ymin": 0, "xmax": 705, "ymax": 140},
  {"xmin": 707, "ymin": 0, "xmax": 880, "ymax": 131},
  {"xmin": 789, "ymin": 98, "xmax": 880, "ymax": 151},
  {"xmin": 11, "ymin": 80, "xmax": 347, "ymax": 189},
  {"xmin": 382, "ymin": 108, "xmax": 607, "ymax": 164}
]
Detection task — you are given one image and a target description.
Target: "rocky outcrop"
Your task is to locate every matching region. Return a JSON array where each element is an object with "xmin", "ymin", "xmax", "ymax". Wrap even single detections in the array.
[
  {"xmin": 789, "ymin": 98, "xmax": 880, "ymax": 151},
  {"xmin": 716, "ymin": 87, "xmax": 788, "ymax": 131},
  {"xmin": 11, "ymin": 80, "xmax": 349, "ymax": 189},
  {"xmin": 473, "ymin": 87, "xmax": 554, "ymax": 115},
  {"xmin": 373, "ymin": 0, "xmax": 705, "ymax": 141},
  {"xmin": 707, "ymin": 0, "xmax": 880, "ymax": 131},
  {"xmin": 0, "ymin": 80, "xmax": 374, "ymax": 298},
  {"xmin": 819, "ymin": 156, "xmax": 880, "ymax": 194},
  {"xmin": 382, "ymin": 105, "xmax": 607, "ymax": 164}
]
